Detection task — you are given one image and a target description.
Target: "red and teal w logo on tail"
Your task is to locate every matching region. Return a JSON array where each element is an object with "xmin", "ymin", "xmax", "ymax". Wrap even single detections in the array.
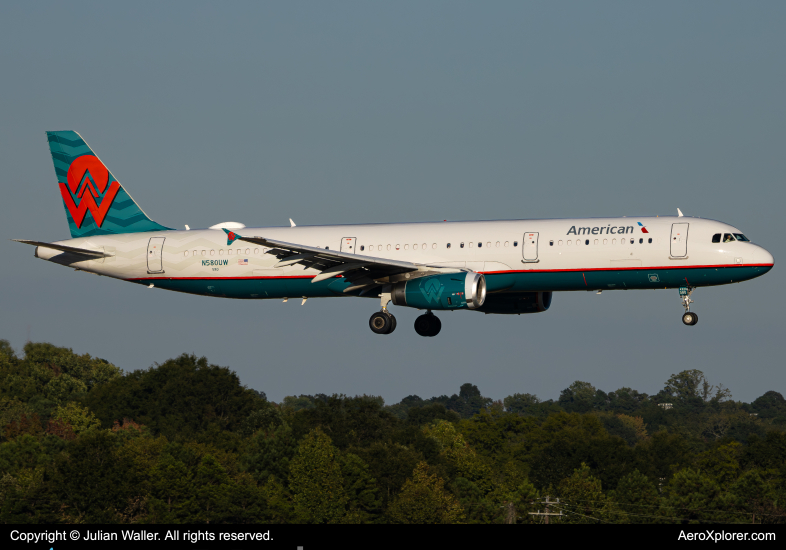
[
  {"xmin": 59, "ymin": 155, "xmax": 121, "ymax": 229},
  {"xmin": 47, "ymin": 131, "xmax": 171, "ymax": 238},
  {"xmin": 637, "ymin": 222, "xmax": 649, "ymax": 234}
]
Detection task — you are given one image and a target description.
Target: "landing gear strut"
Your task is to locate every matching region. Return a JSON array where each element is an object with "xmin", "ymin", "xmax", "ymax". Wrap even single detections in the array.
[
  {"xmin": 369, "ymin": 290, "xmax": 397, "ymax": 334},
  {"xmin": 415, "ymin": 311, "xmax": 441, "ymax": 337},
  {"xmin": 680, "ymin": 286, "xmax": 698, "ymax": 326}
]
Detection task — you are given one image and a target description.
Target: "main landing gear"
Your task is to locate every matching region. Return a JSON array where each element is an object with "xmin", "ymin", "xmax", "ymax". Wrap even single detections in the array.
[
  {"xmin": 414, "ymin": 311, "xmax": 441, "ymax": 337},
  {"xmin": 369, "ymin": 291, "xmax": 441, "ymax": 337},
  {"xmin": 369, "ymin": 311, "xmax": 397, "ymax": 334},
  {"xmin": 680, "ymin": 286, "xmax": 698, "ymax": 326}
]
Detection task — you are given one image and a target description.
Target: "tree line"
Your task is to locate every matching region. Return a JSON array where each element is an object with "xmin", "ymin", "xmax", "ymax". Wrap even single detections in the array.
[{"xmin": 1, "ymin": 339, "xmax": 785, "ymax": 524}]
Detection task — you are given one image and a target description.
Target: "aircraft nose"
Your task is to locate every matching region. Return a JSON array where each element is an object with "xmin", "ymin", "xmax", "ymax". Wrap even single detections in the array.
[{"xmin": 755, "ymin": 245, "xmax": 774, "ymax": 267}]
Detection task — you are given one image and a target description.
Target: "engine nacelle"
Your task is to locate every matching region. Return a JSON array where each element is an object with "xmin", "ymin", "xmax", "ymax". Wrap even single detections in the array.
[
  {"xmin": 391, "ymin": 272, "xmax": 486, "ymax": 310},
  {"xmin": 477, "ymin": 292, "xmax": 553, "ymax": 315}
]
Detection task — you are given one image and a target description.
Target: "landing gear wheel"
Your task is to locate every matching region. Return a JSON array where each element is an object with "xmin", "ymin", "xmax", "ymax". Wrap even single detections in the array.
[
  {"xmin": 682, "ymin": 312, "xmax": 698, "ymax": 326},
  {"xmin": 388, "ymin": 314, "xmax": 397, "ymax": 334},
  {"xmin": 369, "ymin": 312, "xmax": 393, "ymax": 334},
  {"xmin": 414, "ymin": 312, "xmax": 441, "ymax": 337}
]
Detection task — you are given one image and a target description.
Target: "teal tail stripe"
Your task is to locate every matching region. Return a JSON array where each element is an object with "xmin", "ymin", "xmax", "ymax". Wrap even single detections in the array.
[{"xmin": 46, "ymin": 131, "xmax": 171, "ymax": 238}]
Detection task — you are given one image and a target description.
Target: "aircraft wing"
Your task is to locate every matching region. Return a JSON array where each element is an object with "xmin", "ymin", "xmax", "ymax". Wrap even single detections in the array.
[
  {"xmin": 12, "ymin": 239, "xmax": 112, "ymax": 259},
  {"xmin": 227, "ymin": 231, "xmax": 421, "ymax": 292}
]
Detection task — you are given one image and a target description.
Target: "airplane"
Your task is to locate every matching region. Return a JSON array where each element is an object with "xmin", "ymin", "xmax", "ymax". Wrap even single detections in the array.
[{"xmin": 15, "ymin": 131, "xmax": 774, "ymax": 337}]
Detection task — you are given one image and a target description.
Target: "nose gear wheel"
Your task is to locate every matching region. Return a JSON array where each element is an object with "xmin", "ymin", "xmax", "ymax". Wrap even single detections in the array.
[{"xmin": 679, "ymin": 286, "xmax": 698, "ymax": 326}]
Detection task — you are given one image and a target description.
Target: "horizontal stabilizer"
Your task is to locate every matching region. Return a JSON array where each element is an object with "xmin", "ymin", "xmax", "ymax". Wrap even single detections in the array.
[{"xmin": 12, "ymin": 239, "xmax": 112, "ymax": 258}]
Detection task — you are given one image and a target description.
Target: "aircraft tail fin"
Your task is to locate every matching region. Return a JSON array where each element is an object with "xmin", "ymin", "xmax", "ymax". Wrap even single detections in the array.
[{"xmin": 46, "ymin": 131, "xmax": 171, "ymax": 238}]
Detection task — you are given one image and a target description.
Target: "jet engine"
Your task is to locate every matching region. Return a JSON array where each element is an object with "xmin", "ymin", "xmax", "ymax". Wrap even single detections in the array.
[
  {"xmin": 391, "ymin": 272, "xmax": 486, "ymax": 310},
  {"xmin": 477, "ymin": 291, "xmax": 552, "ymax": 315}
]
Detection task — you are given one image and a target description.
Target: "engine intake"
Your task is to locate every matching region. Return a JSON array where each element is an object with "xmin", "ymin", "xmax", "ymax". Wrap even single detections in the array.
[{"xmin": 391, "ymin": 272, "xmax": 486, "ymax": 310}]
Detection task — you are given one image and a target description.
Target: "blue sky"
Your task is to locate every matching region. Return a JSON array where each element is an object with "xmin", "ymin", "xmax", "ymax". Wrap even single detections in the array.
[{"xmin": 1, "ymin": 1, "xmax": 784, "ymax": 403}]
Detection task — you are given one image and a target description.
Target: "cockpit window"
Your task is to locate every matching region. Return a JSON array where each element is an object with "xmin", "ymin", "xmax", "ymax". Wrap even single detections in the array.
[
  {"xmin": 733, "ymin": 233, "xmax": 750, "ymax": 242},
  {"xmin": 712, "ymin": 233, "xmax": 721, "ymax": 243},
  {"xmin": 723, "ymin": 234, "xmax": 736, "ymax": 243}
]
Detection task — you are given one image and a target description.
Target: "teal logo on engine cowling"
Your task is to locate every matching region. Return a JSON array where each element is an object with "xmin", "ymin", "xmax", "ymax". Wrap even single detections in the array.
[{"xmin": 419, "ymin": 278, "xmax": 444, "ymax": 304}]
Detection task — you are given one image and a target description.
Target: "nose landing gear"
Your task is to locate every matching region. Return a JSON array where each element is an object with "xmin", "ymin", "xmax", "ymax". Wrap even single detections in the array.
[
  {"xmin": 415, "ymin": 311, "xmax": 441, "ymax": 337},
  {"xmin": 680, "ymin": 286, "xmax": 698, "ymax": 326}
]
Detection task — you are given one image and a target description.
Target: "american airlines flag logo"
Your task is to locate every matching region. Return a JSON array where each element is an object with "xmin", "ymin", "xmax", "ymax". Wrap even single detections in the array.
[{"xmin": 238, "ymin": 259, "xmax": 248, "ymax": 266}]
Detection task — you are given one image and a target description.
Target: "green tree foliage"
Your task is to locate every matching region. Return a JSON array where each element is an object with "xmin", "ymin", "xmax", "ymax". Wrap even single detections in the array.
[
  {"xmin": 429, "ymin": 383, "xmax": 493, "ymax": 419},
  {"xmin": 659, "ymin": 369, "xmax": 732, "ymax": 404},
  {"xmin": 83, "ymin": 354, "xmax": 264, "ymax": 440},
  {"xmin": 241, "ymin": 422, "xmax": 297, "ymax": 484},
  {"xmin": 555, "ymin": 463, "xmax": 617, "ymax": 523},
  {"xmin": 0, "ymin": 341, "xmax": 120, "ymax": 406},
  {"xmin": 751, "ymin": 391, "xmax": 786, "ymax": 424},
  {"xmin": 288, "ymin": 429, "xmax": 347, "ymax": 523},
  {"xmin": 387, "ymin": 462, "xmax": 465, "ymax": 523},
  {"xmin": 609, "ymin": 469, "xmax": 664, "ymax": 523},
  {"xmin": 1, "ymin": 340, "xmax": 785, "ymax": 524}
]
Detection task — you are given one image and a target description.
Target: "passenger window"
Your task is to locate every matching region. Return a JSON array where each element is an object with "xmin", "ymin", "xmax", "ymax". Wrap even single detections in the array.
[
  {"xmin": 495, "ymin": 241, "xmax": 500, "ymax": 247},
  {"xmin": 487, "ymin": 242, "xmax": 491, "ymax": 248},
  {"xmin": 585, "ymin": 239, "xmax": 589, "ymax": 245},
  {"xmin": 603, "ymin": 239, "xmax": 607, "ymax": 245},
  {"xmin": 630, "ymin": 239, "xmax": 634, "ymax": 244},
  {"xmin": 447, "ymin": 243, "xmax": 451, "ymax": 249},
  {"xmin": 567, "ymin": 240, "xmax": 572, "ymax": 246},
  {"xmin": 504, "ymin": 241, "xmax": 509, "ymax": 247},
  {"xmin": 423, "ymin": 243, "xmax": 427, "ymax": 249},
  {"xmin": 413, "ymin": 244, "xmax": 418, "ymax": 250},
  {"xmin": 734, "ymin": 234, "xmax": 750, "ymax": 242},
  {"xmin": 639, "ymin": 238, "xmax": 643, "ymax": 244},
  {"xmin": 184, "ymin": 251, "xmax": 188, "ymax": 257},
  {"xmin": 723, "ymin": 234, "xmax": 736, "ymax": 243},
  {"xmin": 460, "ymin": 242, "xmax": 465, "ymax": 248},
  {"xmin": 404, "ymin": 244, "xmax": 409, "ymax": 250},
  {"xmin": 478, "ymin": 242, "xmax": 482, "ymax": 248},
  {"xmin": 360, "ymin": 245, "xmax": 365, "ymax": 251},
  {"xmin": 594, "ymin": 239, "xmax": 598, "ymax": 245},
  {"xmin": 513, "ymin": 241, "xmax": 518, "ymax": 247},
  {"xmin": 469, "ymin": 242, "xmax": 474, "ymax": 248},
  {"xmin": 387, "ymin": 245, "xmax": 391, "ymax": 251},
  {"xmin": 549, "ymin": 240, "xmax": 554, "ymax": 246},
  {"xmin": 201, "ymin": 250, "xmax": 206, "ymax": 256},
  {"xmin": 558, "ymin": 240, "xmax": 563, "ymax": 246},
  {"xmin": 712, "ymin": 233, "xmax": 721, "ymax": 243},
  {"xmin": 228, "ymin": 249, "xmax": 233, "ymax": 255},
  {"xmin": 219, "ymin": 249, "xmax": 224, "ymax": 255},
  {"xmin": 432, "ymin": 243, "xmax": 437, "ymax": 249},
  {"xmin": 648, "ymin": 238, "xmax": 652, "ymax": 244},
  {"xmin": 210, "ymin": 250, "xmax": 215, "ymax": 256},
  {"xmin": 612, "ymin": 239, "xmax": 616, "ymax": 244}
]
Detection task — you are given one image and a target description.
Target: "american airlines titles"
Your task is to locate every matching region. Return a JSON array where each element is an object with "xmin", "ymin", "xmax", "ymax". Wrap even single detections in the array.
[{"xmin": 567, "ymin": 225, "xmax": 635, "ymax": 236}]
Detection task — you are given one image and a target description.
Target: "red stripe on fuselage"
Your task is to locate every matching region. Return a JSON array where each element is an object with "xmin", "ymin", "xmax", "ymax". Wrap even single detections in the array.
[{"xmin": 126, "ymin": 263, "xmax": 773, "ymax": 282}]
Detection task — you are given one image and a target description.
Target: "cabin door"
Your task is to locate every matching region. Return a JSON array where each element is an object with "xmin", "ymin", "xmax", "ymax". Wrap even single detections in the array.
[
  {"xmin": 522, "ymin": 232, "xmax": 539, "ymax": 262},
  {"xmin": 670, "ymin": 223, "xmax": 689, "ymax": 258},
  {"xmin": 147, "ymin": 237, "xmax": 166, "ymax": 273}
]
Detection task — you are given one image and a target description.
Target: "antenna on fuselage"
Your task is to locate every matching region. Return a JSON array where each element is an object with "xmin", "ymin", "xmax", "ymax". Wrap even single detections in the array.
[
  {"xmin": 677, "ymin": 208, "xmax": 684, "ymax": 217},
  {"xmin": 290, "ymin": 218, "xmax": 297, "ymax": 227}
]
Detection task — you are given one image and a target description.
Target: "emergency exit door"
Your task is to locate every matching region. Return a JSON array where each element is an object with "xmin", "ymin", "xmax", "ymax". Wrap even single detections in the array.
[
  {"xmin": 147, "ymin": 237, "xmax": 166, "ymax": 273},
  {"xmin": 523, "ymin": 232, "xmax": 539, "ymax": 262},
  {"xmin": 670, "ymin": 223, "xmax": 689, "ymax": 258},
  {"xmin": 341, "ymin": 237, "xmax": 357, "ymax": 253}
]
